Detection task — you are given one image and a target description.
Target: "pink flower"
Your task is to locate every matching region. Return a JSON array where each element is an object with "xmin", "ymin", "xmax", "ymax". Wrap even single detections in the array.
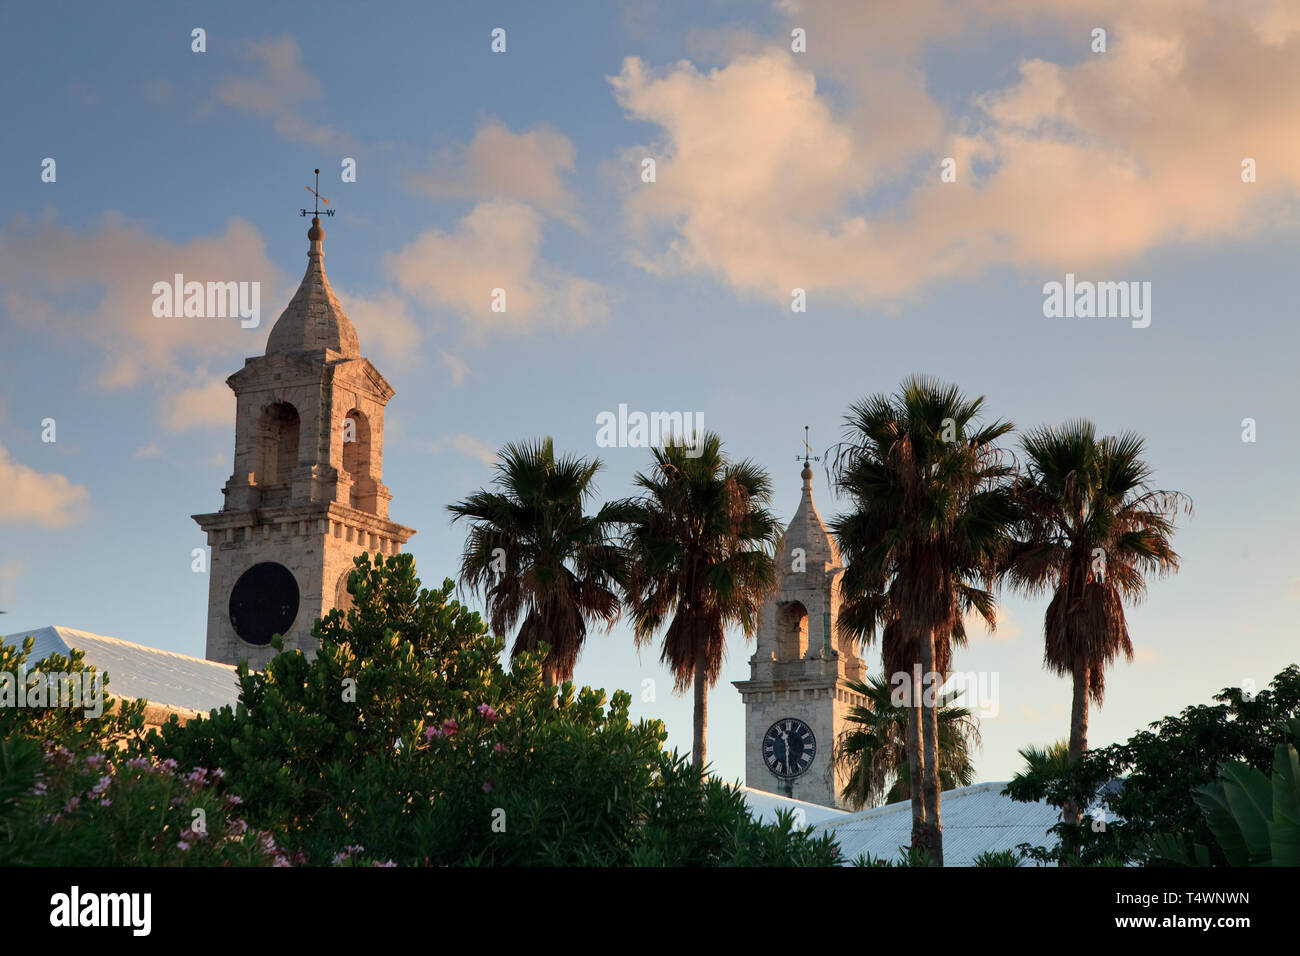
[
  {"xmin": 177, "ymin": 840, "xmax": 191, "ymax": 851},
  {"xmin": 442, "ymin": 718, "xmax": 459, "ymax": 736},
  {"xmin": 477, "ymin": 703, "xmax": 499, "ymax": 724},
  {"xmin": 482, "ymin": 779, "xmax": 494, "ymax": 793},
  {"xmin": 493, "ymin": 743, "xmax": 504, "ymax": 753},
  {"xmin": 424, "ymin": 725, "xmax": 442, "ymax": 741}
]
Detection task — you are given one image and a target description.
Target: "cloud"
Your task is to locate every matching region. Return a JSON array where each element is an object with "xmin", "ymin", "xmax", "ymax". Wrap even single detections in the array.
[
  {"xmin": 0, "ymin": 443, "xmax": 90, "ymax": 529},
  {"xmin": 161, "ymin": 375, "xmax": 235, "ymax": 433},
  {"xmin": 215, "ymin": 36, "xmax": 352, "ymax": 150},
  {"xmin": 440, "ymin": 351, "xmax": 470, "ymax": 386},
  {"xmin": 433, "ymin": 434, "xmax": 498, "ymax": 466},
  {"xmin": 339, "ymin": 290, "xmax": 422, "ymax": 366},
  {"xmin": 134, "ymin": 441, "xmax": 163, "ymax": 460},
  {"xmin": 0, "ymin": 212, "xmax": 279, "ymax": 398},
  {"xmin": 385, "ymin": 200, "xmax": 608, "ymax": 336},
  {"xmin": 610, "ymin": 1, "xmax": 1300, "ymax": 304},
  {"xmin": 963, "ymin": 605, "xmax": 1021, "ymax": 641},
  {"xmin": 407, "ymin": 120, "xmax": 581, "ymax": 226}
]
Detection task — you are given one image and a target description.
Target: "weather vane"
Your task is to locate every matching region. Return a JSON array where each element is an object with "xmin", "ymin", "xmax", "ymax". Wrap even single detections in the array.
[
  {"xmin": 301, "ymin": 168, "xmax": 335, "ymax": 218},
  {"xmin": 796, "ymin": 425, "xmax": 821, "ymax": 466}
]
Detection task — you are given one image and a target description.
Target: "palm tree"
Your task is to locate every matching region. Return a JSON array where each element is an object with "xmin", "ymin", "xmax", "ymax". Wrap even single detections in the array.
[
  {"xmin": 621, "ymin": 432, "xmax": 780, "ymax": 767},
  {"xmin": 1007, "ymin": 419, "xmax": 1188, "ymax": 842},
  {"xmin": 1008, "ymin": 740, "xmax": 1070, "ymax": 793},
  {"xmin": 829, "ymin": 376, "xmax": 1018, "ymax": 865},
  {"xmin": 446, "ymin": 437, "xmax": 628, "ymax": 687},
  {"xmin": 835, "ymin": 674, "xmax": 981, "ymax": 810}
]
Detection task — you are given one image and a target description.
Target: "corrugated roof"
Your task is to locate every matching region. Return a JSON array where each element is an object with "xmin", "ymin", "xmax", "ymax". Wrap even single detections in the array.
[
  {"xmin": 2, "ymin": 626, "xmax": 240, "ymax": 716},
  {"xmin": 819, "ymin": 781, "xmax": 1061, "ymax": 866},
  {"xmin": 737, "ymin": 786, "xmax": 849, "ymax": 828}
]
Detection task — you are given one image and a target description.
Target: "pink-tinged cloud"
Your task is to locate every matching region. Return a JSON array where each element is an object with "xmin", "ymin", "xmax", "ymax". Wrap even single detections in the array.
[
  {"xmin": 0, "ymin": 443, "xmax": 90, "ymax": 529},
  {"xmin": 407, "ymin": 119, "xmax": 581, "ymax": 226},
  {"xmin": 161, "ymin": 375, "xmax": 235, "ymax": 433},
  {"xmin": 0, "ymin": 213, "xmax": 279, "ymax": 392},
  {"xmin": 385, "ymin": 200, "xmax": 608, "ymax": 336},
  {"xmin": 611, "ymin": 1, "xmax": 1300, "ymax": 304}
]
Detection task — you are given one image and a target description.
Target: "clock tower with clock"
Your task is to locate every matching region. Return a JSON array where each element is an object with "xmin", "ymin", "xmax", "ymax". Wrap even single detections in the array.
[
  {"xmin": 193, "ymin": 213, "xmax": 415, "ymax": 669},
  {"xmin": 733, "ymin": 460, "xmax": 866, "ymax": 809}
]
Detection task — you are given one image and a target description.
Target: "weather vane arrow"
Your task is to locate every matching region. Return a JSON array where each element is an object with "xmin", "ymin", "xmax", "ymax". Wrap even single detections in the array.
[
  {"xmin": 300, "ymin": 168, "xmax": 336, "ymax": 218},
  {"xmin": 796, "ymin": 425, "xmax": 821, "ymax": 466}
]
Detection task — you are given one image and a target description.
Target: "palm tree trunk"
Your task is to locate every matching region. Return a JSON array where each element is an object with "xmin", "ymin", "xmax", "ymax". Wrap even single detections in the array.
[
  {"xmin": 542, "ymin": 661, "xmax": 557, "ymax": 689},
  {"xmin": 1062, "ymin": 662, "xmax": 1090, "ymax": 862},
  {"xmin": 692, "ymin": 644, "xmax": 708, "ymax": 767},
  {"xmin": 917, "ymin": 630, "xmax": 943, "ymax": 867},
  {"xmin": 906, "ymin": 662, "xmax": 927, "ymax": 852}
]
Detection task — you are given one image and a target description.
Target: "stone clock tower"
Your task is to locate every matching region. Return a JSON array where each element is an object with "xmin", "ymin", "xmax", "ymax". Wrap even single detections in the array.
[
  {"xmin": 733, "ymin": 462, "xmax": 866, "ymax": 809},
  {"xmin": 194, "ymin": 216, "xmax": 415, "ymax": 669}
]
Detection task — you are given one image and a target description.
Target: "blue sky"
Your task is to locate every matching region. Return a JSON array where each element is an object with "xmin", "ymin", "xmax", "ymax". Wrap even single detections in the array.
[{"xmin": 2, "ymin": 0, "xmax": 1299, "ymax": 786}]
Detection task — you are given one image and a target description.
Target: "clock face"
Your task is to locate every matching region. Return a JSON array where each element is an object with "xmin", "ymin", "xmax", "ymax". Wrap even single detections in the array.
[
  {"xmin": 762, "ymin": 718, "xmax": 816, "ymax": 778},
  {"xmin": 229, "ymin": 562, "xmax": 299, "ymax": 646}
]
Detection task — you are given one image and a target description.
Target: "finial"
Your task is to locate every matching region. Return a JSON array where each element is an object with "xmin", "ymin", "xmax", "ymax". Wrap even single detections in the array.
[
  {"xmin": 795, "ymin": 425, "xmax": 820, "ymax": 486},
  {"xmin": 301, "ymin": 167, "xmax": 335, "ymax": 233},
  {"xmin": 795, "ymin": 425, "xmax": 821, "ymax": 467}
]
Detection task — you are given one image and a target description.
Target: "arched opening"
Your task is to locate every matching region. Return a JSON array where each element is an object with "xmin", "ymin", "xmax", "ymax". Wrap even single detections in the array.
[
  {"xmin": 775, "ymin": 601, "xmax": 808, "ymax": 661},
  {"xmin": 341, "ymin": 408, "xmax": 371, "ymax": 479},
  {"xmin": 335, "ymin": 568, "xmax": 356, "ymax": 616},
  {"xmin": 256, "ymin": 402, "xmax": 300, "ymax": 486}
]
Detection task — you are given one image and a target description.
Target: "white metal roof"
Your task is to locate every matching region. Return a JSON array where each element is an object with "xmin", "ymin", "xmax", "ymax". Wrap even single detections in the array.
[
  {"xmin": 737, "ymin": 785, "xmax": 850, "ymax": 828},
  {"xmin": 2, "ymin": 625, "xmax": 240, "ymax": 716},
  {"xmin": 819, "ymin": 781, "xmax": 1061, "ymax": 866}
]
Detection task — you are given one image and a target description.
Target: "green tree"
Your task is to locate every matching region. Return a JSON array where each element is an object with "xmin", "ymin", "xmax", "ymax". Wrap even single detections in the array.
[
  {"xmin": 146, "ymin": 552, "xmax": 838, "ymax": 865},
  {"xmin": 621, "ymin": 432, "xmax": 780, "ymax": 768},
  {"xmin": 1008, "ymin": 419, "xmax": 1188, "ymax": 849},
  {"xmin": 447, "ymin": 437, "xmax": 628, "ymax": 686},
  {"xmin": 829, "ymin": 376, "xmax": 1018, "ymax": 865},
  {"xmin": 1151, "ymin": 727, "xmax": 1300, "ymax": 867},
  {"xmin": 1005, "ymin": 666, "xmax": 1300, "ymax": 866},
  {"xmin": 834, "ymin": 674, "xmax": 981, "ymax": 810}
]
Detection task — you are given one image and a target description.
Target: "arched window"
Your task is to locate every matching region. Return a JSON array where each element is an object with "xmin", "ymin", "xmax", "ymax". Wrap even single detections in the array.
[
  {"xmin": 341, "ymin": 408, "xmax": 371, "ymax": 478},
  {"xmin": 775, "ymin": 601, "xmax": 808, "ymax": 661},
  {"xmin": 257, "ymin": 402, "xmax": 300, "ymax": 485}
]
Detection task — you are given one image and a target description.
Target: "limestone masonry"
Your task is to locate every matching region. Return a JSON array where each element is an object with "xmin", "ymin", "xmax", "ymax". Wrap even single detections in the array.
[{"xmin": 193, "ymin": 218, "xmax": 415, "ymax": 669}]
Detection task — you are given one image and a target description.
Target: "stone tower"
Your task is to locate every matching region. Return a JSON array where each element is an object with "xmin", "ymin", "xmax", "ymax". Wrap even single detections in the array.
[
  {"xmin": 194, "ymin": 217, "xmax": 415, "ymax": 668},
  {"xmin": 733, "ymin": 462, "xmax": 866, "ymax": 809}
]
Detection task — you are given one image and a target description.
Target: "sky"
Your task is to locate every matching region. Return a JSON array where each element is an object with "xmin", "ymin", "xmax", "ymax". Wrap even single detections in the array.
[{"xmin": 1, "ymin": 0, "xmax": 1298, "ymax": 788}]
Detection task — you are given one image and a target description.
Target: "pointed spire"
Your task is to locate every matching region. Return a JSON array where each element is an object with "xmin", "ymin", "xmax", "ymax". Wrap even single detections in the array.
[
  {"xmin": 265, "ymin": 217, "xmax": 361, "ymax": 357},
  {"xmin": 783, "ymin": 461, "xmax": 842, "ymax": 571}
]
